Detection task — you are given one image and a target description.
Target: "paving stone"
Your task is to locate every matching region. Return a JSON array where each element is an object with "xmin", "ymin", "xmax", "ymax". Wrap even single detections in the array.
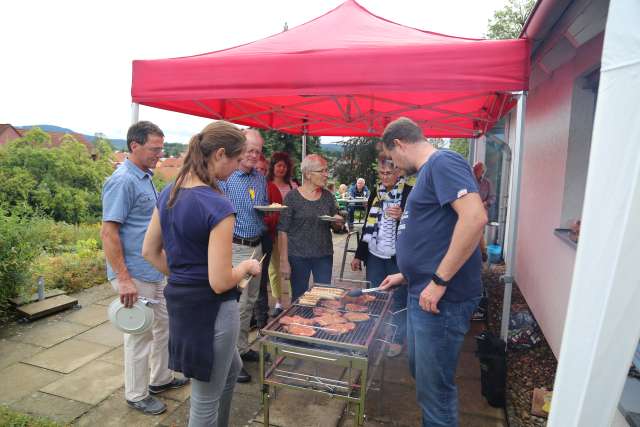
[
  {"xmin": 10, "ymin": 391, "xmax": 91, "ymax": 424},
  {"xmin": 73, "ymin": 282, "xmax": 117, "ymax": 307},
  {"xmin": 98, "ymin": 346, "xmax": 124, "ymax": 366},
  {"xmin": 457, "ymin": 377, "xmax": 505, "ymax": 420},
  {"xmin": 0, "ymin": 363, "xmax": 62, "ymax": 404},
  {"xmin": 365, "ymin": 380, "xmax": 421, "ymax": 425},
  {"xmin": 24, "ymin": 338, "xmax": 111, "ymax": 373},
  {"xmin": 457, "ymin": 350, "xmax": 482, "ymax": 380},
  {"xmin": 462, "ymin": 322, "xmax": 485, "ymax": 352},
  {"xmin": 76, "ymin": 321, "xmax": 123, "ymax": 348},
  {"xmin": 8, "ymin": 320, "xmax": 89, "ymax": 348},
  {"xmin": 41, "ymin": 360, "xmax": 123, "ymax": 405},
  {"xmin": 95, "ymin": 295, "xmax": 118, "ymax": 306},
  {"xmin": 64, "ymin": 303, "xmax": 109, "ymax": 327},
  {"xmin": 230, "ymin": 392, "xmax": 262, "ymax": 427},
  {"xmin": 381, "ymin": 353, "xmax": 414, "ymax": 386},
  {"xmin": 159, "ymin": 400, "xmax": 190, "ymax": 427},
  {"xmin": 156, "ymin": 375, "xmax": 191, "ymax": 402},
  {"xmin": 75, "ymin": 387, "xmax": 178, "ymax": 427},
  {"xmin": 253, "ymin": 386, "xmax": 346, "ymax": 427},
  {"xmin": 0, "ymin": 339, "xmax": 44, "ymax": 370}
]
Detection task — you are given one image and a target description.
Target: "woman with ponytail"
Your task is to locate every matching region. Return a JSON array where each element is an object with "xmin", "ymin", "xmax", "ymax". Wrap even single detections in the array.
[{"xmin": 143, "ymin": 121, "xmax": 260, "ymax": 427}]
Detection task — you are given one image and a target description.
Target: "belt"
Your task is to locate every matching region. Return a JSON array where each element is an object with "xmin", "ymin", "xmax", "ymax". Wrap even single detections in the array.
[{"xmin": 232, "ymin": 236, "xmax": 261, "ymax": 247}]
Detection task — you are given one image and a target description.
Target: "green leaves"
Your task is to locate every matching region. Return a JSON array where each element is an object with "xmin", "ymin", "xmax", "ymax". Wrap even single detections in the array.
[{"xmin": 486, "ymin": 0, "xmax": 535, "ymax": 40}]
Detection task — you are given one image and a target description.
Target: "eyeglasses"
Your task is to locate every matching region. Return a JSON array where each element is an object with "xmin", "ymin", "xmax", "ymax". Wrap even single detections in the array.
[
  {"xmin": 311, "ymin": 169, "xmax": 329, "ymax": 175},
  {"xmin": 379, "ymin": 171, "xmax": 394, "ymax": 177}
]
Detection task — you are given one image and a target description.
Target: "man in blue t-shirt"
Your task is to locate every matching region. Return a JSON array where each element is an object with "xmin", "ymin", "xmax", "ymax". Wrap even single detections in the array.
[{"xmin": 379, "ymin": 117, "xmax": 487, "ymax": 427}]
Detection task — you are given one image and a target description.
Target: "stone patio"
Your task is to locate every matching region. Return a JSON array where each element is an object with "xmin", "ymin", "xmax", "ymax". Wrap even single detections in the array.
[{"xmin": 0, "ymin": 232, "xmax": 506, "ymax": 426}]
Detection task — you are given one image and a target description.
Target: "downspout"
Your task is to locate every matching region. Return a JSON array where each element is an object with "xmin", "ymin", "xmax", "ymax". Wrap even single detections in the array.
[{"xmin": 500, "ymin": 91, "xmax": 527, "ymax": 342}]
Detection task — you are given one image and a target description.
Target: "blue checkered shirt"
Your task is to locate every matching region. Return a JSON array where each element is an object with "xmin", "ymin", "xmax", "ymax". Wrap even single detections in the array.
[{"xmin": 218, "ymin": 169, "xmax": 268, "ymax": 239}]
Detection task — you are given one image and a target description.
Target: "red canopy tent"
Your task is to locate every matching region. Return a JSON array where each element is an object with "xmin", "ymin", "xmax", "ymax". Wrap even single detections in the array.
[{"xmin": 131, "ymin": 0, "xmax": 530, "ymax": 137}]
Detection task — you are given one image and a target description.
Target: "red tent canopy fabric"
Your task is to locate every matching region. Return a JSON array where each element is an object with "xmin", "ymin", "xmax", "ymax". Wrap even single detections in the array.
[{"xmin": 132, "ymin": 0, "xmax": 530, "ymax": 137}]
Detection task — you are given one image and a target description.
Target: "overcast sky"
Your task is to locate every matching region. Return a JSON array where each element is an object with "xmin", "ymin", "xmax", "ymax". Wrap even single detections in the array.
[{"xmin": 0, "ymin": 0, "xmax": 507, "ymax": 144}]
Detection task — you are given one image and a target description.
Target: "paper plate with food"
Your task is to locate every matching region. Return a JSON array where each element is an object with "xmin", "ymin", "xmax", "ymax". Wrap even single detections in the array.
[{"xmin": 254, "ymin": 203, "xmax": 288, "ymax": 212}]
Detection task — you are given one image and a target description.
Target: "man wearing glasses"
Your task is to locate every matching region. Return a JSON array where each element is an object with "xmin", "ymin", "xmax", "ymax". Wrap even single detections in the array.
[{"xmin": 102, "ymin": 121, "xmax": 188, "ymax": 415}]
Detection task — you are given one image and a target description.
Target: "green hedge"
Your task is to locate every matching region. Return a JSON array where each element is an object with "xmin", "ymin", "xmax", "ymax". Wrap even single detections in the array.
[{"xmin": 0, "ymin": 406, "xmax": 62, "ymax": 427}]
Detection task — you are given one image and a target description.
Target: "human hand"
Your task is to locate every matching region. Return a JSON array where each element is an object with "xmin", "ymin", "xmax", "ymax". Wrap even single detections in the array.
[
  {"xmin": 280, "ymin": 259, "xmax": 291, "ymax": 280},
  {"xmin": 385, "ymin": 206, "xmax": 402, "ymax": 220},
  {"xmin": 379, "ymin": 273, "xmax": 405, "ymax": 291},
  {"xmin": 118, "ymin": 277, "xmax": 138, "ymax": 308},
  {"xmin": 419, "ymin": 281, "xmax": 447, "ymax": 314},
  {"xmin": 351, "ymin": 258, "xmax": 362, "ymax": 271},
  {"xmin": 241, "ymin": 259, "xmax": 261, "ymax": 276}
]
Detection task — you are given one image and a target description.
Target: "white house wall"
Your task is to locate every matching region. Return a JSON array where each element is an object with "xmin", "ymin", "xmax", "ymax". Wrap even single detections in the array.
[{"xmin": 513, "ymin": 34, "xmax": 604, "ymax": 356}]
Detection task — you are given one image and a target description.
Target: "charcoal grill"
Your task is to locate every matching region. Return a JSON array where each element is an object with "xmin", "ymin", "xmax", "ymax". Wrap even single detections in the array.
[{"xmin": 259, "ymin": 281, "xmax": 396, "ymax": 426}]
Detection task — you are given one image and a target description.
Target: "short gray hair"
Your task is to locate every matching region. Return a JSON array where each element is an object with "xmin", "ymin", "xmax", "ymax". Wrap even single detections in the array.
[
  {"xmin": 301, "ymin": 154, "xmax": 327, "ymax": 178},
  {"xmin": 382, "ymin": 117, "xmax": 424, "ymax": 150}
]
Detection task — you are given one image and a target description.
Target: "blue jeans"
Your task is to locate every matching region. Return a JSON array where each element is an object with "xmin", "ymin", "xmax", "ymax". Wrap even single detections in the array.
[
  {"xmin": 289, "ymin": 255, "xmax": 333, "ymax": 301},
  {"xmin": 366, "ymin": 252, "xmax": 406, "ymax": 343},
  {"xmin": 407, "ymin": 294, "xmax": 480, "ymax": 427}
]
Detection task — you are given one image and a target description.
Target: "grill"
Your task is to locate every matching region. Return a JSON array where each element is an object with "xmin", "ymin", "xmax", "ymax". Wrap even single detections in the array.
[{"xmin": 259, "ymin": 281, "xmax": 396, "ymax": 426}]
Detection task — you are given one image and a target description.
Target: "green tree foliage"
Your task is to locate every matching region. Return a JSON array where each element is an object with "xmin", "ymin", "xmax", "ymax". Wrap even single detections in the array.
[
  {"xmin": 259, "ymin": 130, "xmax": 321, "ymax": 180},
  {"xmin": 486, "ymin": 0, "xmax": 536, "ymax": 39},
  {"xmin": 0, "ymin": 128, "xmax": 113, "ymax": 223},
  {"xmin": 163, "ymin": 142, "xmax": 187, "ymax": 158},
  {"xmin": 449, "ymin": 138, "xmax": 470, "ymax": 159},
  {"xmin": 333, "ymin": 137, "xmax": 380, "ymax": 188}
]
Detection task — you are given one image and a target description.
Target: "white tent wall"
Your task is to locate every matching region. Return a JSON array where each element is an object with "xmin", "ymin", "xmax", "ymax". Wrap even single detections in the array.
[
  {"xmin": 504, "ymin": 32, "xmax": 605, "ymax": 356},
  {"xmin": 547, "ymin": 0, "xmax": 640, "ymax": 422}
]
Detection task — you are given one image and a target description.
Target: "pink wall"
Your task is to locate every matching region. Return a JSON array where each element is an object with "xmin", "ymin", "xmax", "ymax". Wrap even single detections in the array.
[{"xmin": 513, "ymin": 35, "xmax": 604, "ymax": 356}]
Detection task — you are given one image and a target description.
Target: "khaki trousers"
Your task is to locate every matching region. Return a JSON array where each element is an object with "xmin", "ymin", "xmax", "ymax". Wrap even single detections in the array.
[{"xmin": 110, "ymin": 278, "xmax": 173, "ymax": 402}]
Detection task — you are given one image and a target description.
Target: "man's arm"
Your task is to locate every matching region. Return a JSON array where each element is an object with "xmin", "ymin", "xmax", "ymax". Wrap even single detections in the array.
[{"xmin": 101, "ymin": 221, "xmax": 138, "ymax": 307}]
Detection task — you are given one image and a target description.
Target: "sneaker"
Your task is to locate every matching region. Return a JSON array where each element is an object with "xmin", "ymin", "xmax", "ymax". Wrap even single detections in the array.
[
  {"xmin": 149, "ymin": 377, "xmax": 190, "ymax": 395},
  {"xmin": 471, "ymin": 308, "xmax": 486, "ymax": 321},
  {"xmin": 126, "ymin": 396, "xmax": 167, "ymax": 415},
  {"xmin": 237, "ymin": 366, "xmax": 251, "ymax": 383},
  {"xmin": 270, "ymin": 307, "xmax": 284, "ymax": 318},
  {"xmin": 385, "ymin": 343, "xmax": 404, "ymax": 358},
  {"xmin": 241, "ymin": 349, "xmax": 270, "ymax": 362}
]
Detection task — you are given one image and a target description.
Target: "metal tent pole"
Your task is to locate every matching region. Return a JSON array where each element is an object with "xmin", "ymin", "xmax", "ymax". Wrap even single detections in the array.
[
  {"xmin": 500, "ymin": 91, "xmax": 527, "ymax": 342},
  {"xmin": 131, "ymin": 103, "xmax": 140, "ymax": 124}
]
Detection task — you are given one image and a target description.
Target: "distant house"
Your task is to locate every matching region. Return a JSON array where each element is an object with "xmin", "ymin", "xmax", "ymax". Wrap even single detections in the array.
[
  {"xmin": 112, "ymin": 151, "xmax": 128, "ymax": 168},
  {"xmin": 154, "ymin": 156, "xmax": 184, "ymax": 180},
  {"xmin": 0, "ymin": 124, "xmax": 21, "ymax": 145}
]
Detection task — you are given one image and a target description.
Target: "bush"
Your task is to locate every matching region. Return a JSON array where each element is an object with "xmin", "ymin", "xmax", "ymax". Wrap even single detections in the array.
[
  {"xmin": 25, "ymin": 219, "xmax": 101, "ymax": 254},
  {"xmin": 0, "ymin": 406, "xmax": 62, "ymax": 427},
  {"xmin": 0, "ymin": 213, "xmax": 42, "ymax": 318},
  {"xmin": 30, "ymin": 248, "xmax": 106, "ymax": 294}
]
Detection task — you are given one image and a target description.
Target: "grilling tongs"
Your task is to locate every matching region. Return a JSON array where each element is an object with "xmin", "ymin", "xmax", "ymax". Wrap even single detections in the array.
[{"xmin": 346, "ymin": 284, "xmax": 398, "ymax": 297}]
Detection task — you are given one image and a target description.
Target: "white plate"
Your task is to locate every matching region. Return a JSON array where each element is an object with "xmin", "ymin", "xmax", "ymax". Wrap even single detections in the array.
[
  {"xmin": 319, "ymin": 215, "xmax": 339, "ymax": 222},
  {"xmin": 254, "ymin": 205, "xmax": 288, "ymax": 212},
  {"xmin": 108, "ymin": 298, "xmax": 154, "ymax": 335}
]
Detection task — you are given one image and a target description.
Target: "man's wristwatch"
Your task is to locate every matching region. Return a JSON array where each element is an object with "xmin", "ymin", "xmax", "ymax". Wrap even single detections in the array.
[{"xmin": 431, "ymin": 273, "xmax": 450, "ymax": 287}]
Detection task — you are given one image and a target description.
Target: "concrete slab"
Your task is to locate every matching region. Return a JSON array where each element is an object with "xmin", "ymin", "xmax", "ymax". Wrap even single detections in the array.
[
  {"xmin": 10, "ymin": 288, "xmax": 67, "ymax": 305},
  {"xmin": 457, "ymin": 377, "xmax": 505, "ymax": 420},
  {"xmin": 9, "ymin": 391, "xmax": 91, "ymax": 424},
  {"xmin": 73, "ymin": 282, "xmax": 117, "ymax": 307},
  {"xmin": 159, "ymin": 400, "xmax": 190, "ymax": 427},
  {"xmin": 0, "ymin": 363, "xmax": 62, "ymax": 404},
  {"xmin": 459, "ymin": 412, "xmax": 508, "ymax": 427},
  {"xmin": 94, "ymin": 295, "xmax": 117, "ymax": 306},
  {"xmin": 76, "ymin": 321, "xmax": 123, "ymax": 348},
  {"xmin": 253, "ymin": 387, "xmax": 346, "ymax": 427},
  {"xmin": 64, "ymin": 303, "xmax": 108, "ymax": 327},
  {"xmin": 24, "ymin": 338, "xmax": 112, "ymax": 373},
  {"xmin": 8, "ymin": 320, "xmax": 89, "ymax": 348},
  {"xmin": 98, "ymin": 346, "xmax": 124, "ymax": 366},
  {"xmin": 0, "ymin": 339, "xmax": 43, "ymax": 370},
  {"xmin": 365, "ymin": 380, "xmax": 421, "ymax": 425},
  {"xmin": 381, "ymin": 354, "xmax": 414, "ymax": 386},
  {"xmin": 229, "ymin": 392, "xmax": 262, "ymax": 427},
  {"xmin": 75, "ymin": 387, "xmax": 178, "ymax": 427},
  {"xmin": 41, "ymin": 360, "xmax": 123, "ymax": 405}
]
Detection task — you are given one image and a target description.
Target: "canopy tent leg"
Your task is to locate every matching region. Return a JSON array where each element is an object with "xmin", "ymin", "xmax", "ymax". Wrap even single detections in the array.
[
  {"xmin": 500, "ymin": 91, "xmax": 527, "ymax": 342},
  {"xmin": 548, "ymin": 0, "xmax": 640, "ymax": 424},
  {"xmin": 301, "ymin": 127, "xmax": 307, "ymax": 185},
  {"xmin": 131, "ymin": 103, "xmax": 140, "ymax": 124}
]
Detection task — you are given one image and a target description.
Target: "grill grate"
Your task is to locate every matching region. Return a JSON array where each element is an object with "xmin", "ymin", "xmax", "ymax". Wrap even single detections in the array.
[{"xmin": 262, "ymin": 288, "xmax": 392, "ymax": 352}]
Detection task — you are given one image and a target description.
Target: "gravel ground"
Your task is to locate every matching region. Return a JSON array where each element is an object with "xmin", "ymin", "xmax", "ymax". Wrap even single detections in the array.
[{"xmin": 484, "ymin": 265, "xmax": 557, "ymax": 427}]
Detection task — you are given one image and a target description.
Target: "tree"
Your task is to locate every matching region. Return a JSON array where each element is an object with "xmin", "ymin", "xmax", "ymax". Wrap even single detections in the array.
[
  {"xmin": 486, "ymin": 0, "xmax": 535, "ymax": 39},
  {"xmin": 0, "ymin": 128, "xmax": 113, "ymax": 223},
  {"xmin": 259, "ymin": 130, "xmax": 321, "ymax": 181},
  {"xmin": 333, "ymin": 137, "xmax": 379, "ymax": 188}
]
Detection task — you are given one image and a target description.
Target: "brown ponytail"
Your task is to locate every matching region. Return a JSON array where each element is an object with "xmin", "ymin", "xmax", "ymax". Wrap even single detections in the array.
[{"xmin": 168, "ymin": 121, "xmax": 245, "ymax": 208}]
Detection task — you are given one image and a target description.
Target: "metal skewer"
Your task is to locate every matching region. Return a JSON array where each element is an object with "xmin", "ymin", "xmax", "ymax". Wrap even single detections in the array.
[{"xmin": 238, "ymin": 253, "xmax": 267, "ymax": 289}]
